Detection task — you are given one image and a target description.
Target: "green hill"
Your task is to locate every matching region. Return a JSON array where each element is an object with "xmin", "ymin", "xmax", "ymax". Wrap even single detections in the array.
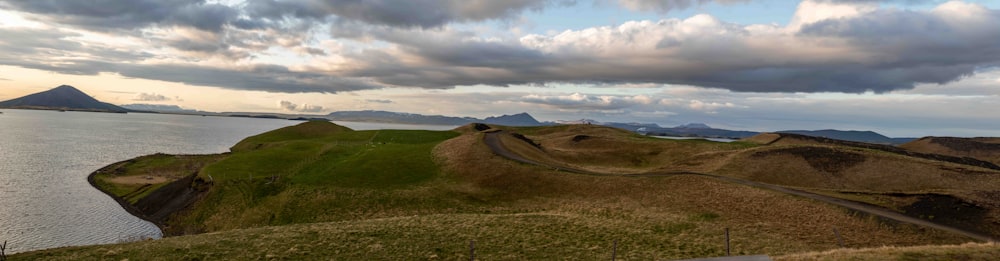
[
  {"xmin": 0, "ymin": 85, "xmax": 129, "ymax": 112},
  {"xmin": 18, "ymin": 122, "xmax": 998, "ymax": 260}
]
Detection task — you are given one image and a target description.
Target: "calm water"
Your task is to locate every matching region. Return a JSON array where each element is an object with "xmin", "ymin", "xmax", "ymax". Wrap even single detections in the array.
[
  {"xmin": 652, "ymin": 135, "xmax": 737, "ymax": 143},
  {"xmin": 0, "ymin": 110, "xmax": 300, "ymax": 254}
]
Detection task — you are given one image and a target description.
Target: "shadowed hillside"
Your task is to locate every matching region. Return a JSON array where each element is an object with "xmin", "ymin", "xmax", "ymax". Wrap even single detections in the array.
[
  {"xmin": 742, "ymin": 133, "xmax": 1000, "ymax": 171},
  {"xmin": 902, "ymin": 137, "xmax": 1000, "ymax": 166}
]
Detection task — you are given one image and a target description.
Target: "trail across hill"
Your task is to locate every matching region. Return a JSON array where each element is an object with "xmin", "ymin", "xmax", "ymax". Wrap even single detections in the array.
[{"xmin": 483, "ymin": 130, "xmax": 997, "ymax": 243}]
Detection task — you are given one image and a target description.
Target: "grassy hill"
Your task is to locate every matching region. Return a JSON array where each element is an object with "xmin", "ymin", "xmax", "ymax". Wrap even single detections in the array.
[
  {"xmin": 17, "ymin": 122, "xmax": 1000, "ymax": 259},
  {"xmin": 901, "ymin": 137, "xmax": 1000, "ymax": 166}
]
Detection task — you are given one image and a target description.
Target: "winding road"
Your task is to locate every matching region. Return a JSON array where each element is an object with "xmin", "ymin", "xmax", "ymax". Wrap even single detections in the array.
[{"xmin": 483, "ymin": 130, "xmax": 997, "ymax": 242}]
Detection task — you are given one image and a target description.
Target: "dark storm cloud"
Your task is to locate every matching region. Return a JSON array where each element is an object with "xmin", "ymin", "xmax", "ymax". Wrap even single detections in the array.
[
  {"xmin": 336, "ymin": 2, "xmax": 1000, "ymax": 93},
  {"xmin": 246, "ymin": 0, "xmax": 556, "ymax": 28},
  {"xmin": 115, "ymin": 64, "xmax": 381, "ymax": 93},
  {"xmin": 798, "ymin": 5, "xmax": 1000, "ymax": 67},
  {"xmin": 2, "ymin": 0, "xmax": 998, "ymax": 95},
  {"xmin": 0, "ymin": 0, "xmax": 238, "ymax": 32},
  {"xmin": 0, "ymin": 27, "xmax": 381, "ymax": 93}
]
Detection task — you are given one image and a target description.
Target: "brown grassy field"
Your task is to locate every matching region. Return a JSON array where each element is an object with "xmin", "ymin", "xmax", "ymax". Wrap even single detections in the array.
[
  {"xmin": 478, "ymin": 126, "xmax": 1000, "ymax": 239},
  {"xmin": 21, "ymin": 122, "xmax": 999, "ymax": 259},
  {"xmin": 776, "ymin": 242, "xmax": 1000, "ymax": 261},
  {"xmin": 901, "ymin": 137, "xmax": 1000, "ymax": 166}
]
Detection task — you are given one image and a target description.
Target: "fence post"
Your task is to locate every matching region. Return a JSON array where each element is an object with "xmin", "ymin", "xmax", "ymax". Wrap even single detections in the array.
[
  {"xmin": 469, "ymin": 240, "xmax": 475, "ymax": 261},
  {"xmin": 724, "ymin": 228, "xmax": 731, "ymax": 256},
  {"xmin": 611, "ymin": 239, "xmax": 618, "ymax": 261},
  {"xmin": 833, "ymin": 227, "xmax": 845, "ymax": 248}
]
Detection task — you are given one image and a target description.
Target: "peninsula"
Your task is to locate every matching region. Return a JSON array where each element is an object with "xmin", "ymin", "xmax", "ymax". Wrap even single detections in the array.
[{"xmin": 19, "ymin": 121, "xmax": 997, "ymax": 260}]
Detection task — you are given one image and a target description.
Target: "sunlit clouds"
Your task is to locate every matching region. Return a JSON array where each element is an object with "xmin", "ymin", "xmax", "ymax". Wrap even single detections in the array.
[{"xmin": 0, "ymin": 0, "xmax": 998, "ymax": 136}]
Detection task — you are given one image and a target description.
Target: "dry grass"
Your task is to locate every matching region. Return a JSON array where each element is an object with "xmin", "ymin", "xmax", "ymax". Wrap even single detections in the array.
[
  {"xmin": 32, "ymin": 124, "xmax": 993, "ymax": 259},
  {"xmin": 432, "ymin": 133, "xmax": 973, "ymax": 255},
  {"xmin": 494, "ymin": 124, "xmax": 754, "ymax": 174},
  {"xmin": 717, "ymin": 144, "xmax": 1000, "ymax": 192},
  {"xmin": 742, "ymin": 133, "xmax": 783, "ymax": 144},
  {"xmin": 776, "ymin": 242, "xmax": 1000, "ymax": 261},
  {"xmin": 91, "ymin": 154, "xmax": 225, "ymax": 203},
  {"xmin": 901, "ymin": 137, "xmax": 1000, "ymax": 166}
]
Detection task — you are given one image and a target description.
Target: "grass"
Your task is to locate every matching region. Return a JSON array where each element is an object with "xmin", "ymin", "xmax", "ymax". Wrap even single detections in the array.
[
  {"xmin": 775, "ymin": 242, "xmax": 1000, "ymax": 261},
  {"xmin": 12, "ymin": 213, "xmax": 732, "ymax": 260},
  {"xmin": 495, "ymin": 124, "xmax": 756, "ymax": 173},
  {"xmin": 91, "ymin": 153, "xmax": 226, "ymax": 203},
  {"xmin": 30, "ymin": 122, "xmax": 996, "ymax": 259}
]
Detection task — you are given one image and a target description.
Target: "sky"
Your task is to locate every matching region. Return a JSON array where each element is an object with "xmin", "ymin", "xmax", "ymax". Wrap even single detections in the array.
[{"xmin": 0, "ymin": 0, "xmax": 999, "ymax": 137}]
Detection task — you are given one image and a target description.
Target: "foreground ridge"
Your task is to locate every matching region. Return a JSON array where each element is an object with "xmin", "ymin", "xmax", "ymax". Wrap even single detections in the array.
[{"xmin": 483, "ymin": 130, "xmax": 998, "ymax": 243}]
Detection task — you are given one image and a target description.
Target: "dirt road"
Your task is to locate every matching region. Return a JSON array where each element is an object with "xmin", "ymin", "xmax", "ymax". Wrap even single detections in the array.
[{"xmin": 483, "ymin": 131, "xmax": 997, "ymax": 242}]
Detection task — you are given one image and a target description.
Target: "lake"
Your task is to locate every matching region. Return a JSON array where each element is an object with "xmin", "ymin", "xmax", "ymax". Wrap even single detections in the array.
[
  {"xmin": 0, "ymin": 109, "xmax": 457, "ymax": 254},
  {"xmin": 651, "ymin": 135, "xmax": 737, "ymax": 143}
]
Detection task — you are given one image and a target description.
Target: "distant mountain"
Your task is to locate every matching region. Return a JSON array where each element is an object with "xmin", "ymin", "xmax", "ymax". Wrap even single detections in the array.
[
  {"xmin": 675, "ymin": 123, "xmax": 712, "ymax": 129},
  {"xmin": 482, "ymin": 113, "xmax": 542, "ymax": 126},
  {"xmin": 327, "ymin": 110, "xmax": 546, "ymax": 126},
  {"xmin": 776, "ymin": 130, "xmax": 912, "ymax": 145},
  {"xmin": 567, "ymin": 121, "xmax": 759, "ymax": 139},
  {"xmin": 0, "ymin": 85, "xmax": 130, "ymax": 113},
  {"xmin": 121, "ymin": 104, "xmax": 201, "ymax": 114},
  {"xmin": 554, "ymin": 119, "xmax": 602, "ymax": 125},
  {"xmin": 328, "ymin": 110, "xmax": 475, "ymax": 125}
]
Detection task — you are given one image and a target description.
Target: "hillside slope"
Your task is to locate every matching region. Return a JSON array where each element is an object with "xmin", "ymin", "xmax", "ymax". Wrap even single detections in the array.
[
  {"xmin": 901, "ymin": 137, "xmax": 1000, "ymax": 166},
  {"xmin": 30, "ymin": 122, "xmax": 997, "ymax": 259}
]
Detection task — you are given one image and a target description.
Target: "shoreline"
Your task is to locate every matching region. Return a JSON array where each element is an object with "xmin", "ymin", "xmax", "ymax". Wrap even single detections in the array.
[
  {"xmin": 86, "ymin": 159, "xmax": 166, "ymax": 236},
  {"xmin": 87, "ymin": 155, "xmax": 215, "ymax": 237}
]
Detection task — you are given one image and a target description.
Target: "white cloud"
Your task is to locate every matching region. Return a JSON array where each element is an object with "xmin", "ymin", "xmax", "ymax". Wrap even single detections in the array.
[
  {"xmin": 616, "ymin": 0, "xmax": 750, "ymax": 13},
  {"xmin": 688, "ymin": 99, "xmax": 737, "ymax": 113},
  {"xmin": 521, "ymin": 92, "xmax": 654, "ymax": 110},
  {"xmin": 278, "ymin": 100, "xmax": 325, "ymax": 113},
  {"xmin": 133, "ymin": 93, "xmax": 171, "ymax": 101}
]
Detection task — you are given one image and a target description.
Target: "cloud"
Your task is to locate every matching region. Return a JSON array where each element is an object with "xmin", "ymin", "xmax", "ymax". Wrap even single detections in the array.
[
  {"xmin": 278, "ymin": 100, "xmax": 325, "ymax": 113},
  {"xmin": 247, "ymin": 0, "xmax": 558, "ymax": 28},
  {"xmin": 133, "ymin": 93, "xmax": 171, "ymax": 101},
  {"xmin": 0, "ymin": 0, "xmax": 239, "ymax": 32},
  {"xmin": 688, "ymin": 100, "xmax": 736, "ymax": 113},
  {"xmin": 521, "ymin": 93, "xmax": 654, "ymax": 111},
  {"xmin": 0, "ymin": 27, "xmax": 384, "ymax": 93},
  {"xmin": 339, "ymin": 1, "xmax": 1000, "ymax": 93},
  {"xmin": 616, "ymin": 0, "xmax": 750, "ymax": 13},
  {"xmin": 366, "ymin": 99, "xmax": 393, "ymax": 104},
  {"xmin": 1, "ymin": 0, "xmax": 998, "ymax": 96}
]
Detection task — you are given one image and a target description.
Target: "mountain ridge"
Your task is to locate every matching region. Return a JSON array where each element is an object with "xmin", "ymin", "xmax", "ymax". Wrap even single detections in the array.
[{"xmin": 327, "ymin": 110, "xmax": 546, "ymax": 126}]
